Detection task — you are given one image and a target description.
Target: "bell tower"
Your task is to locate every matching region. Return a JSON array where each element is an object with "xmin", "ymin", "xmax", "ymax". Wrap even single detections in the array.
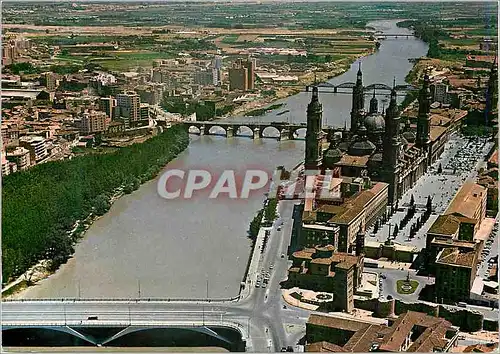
[
  {"xmin": 416, "ymin": 73, "xmax": 432, "ymax": 154},
  {"xmin": 305, "ymin": 85, "xmax": 324, "ymax": 172},
  {"xmin": 382, "ymin": 79, "xmax": 401, "ymax": 205},
  {"xmin": 350, "ymin": 63, "xmax": 365, "ymax": 132}
]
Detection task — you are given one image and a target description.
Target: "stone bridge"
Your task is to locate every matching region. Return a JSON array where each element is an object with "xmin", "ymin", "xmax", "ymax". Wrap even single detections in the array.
[
  {"xmin": 305, "ymin": 82, "xmax": 417, "ymax": 95},
  {"xmin": 182, "ymin": 121, "xmax": 346, "ymax": 140}
]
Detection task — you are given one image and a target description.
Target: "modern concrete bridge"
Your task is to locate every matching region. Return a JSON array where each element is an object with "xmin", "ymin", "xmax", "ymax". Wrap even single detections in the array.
[{"xmin": 2, "ymin": 201, "xmax": 311, "ymax": 352}]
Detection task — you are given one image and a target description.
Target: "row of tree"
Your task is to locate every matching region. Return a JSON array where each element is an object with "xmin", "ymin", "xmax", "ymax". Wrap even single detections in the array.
[{"xmin": 2, "ymin": 125, "xmax": 189, "ymax": 283}]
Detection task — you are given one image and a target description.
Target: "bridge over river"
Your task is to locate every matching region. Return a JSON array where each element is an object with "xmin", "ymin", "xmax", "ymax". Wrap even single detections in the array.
[{"xmin": 182, "ymin": 121, "xmax": 347, "ymax": 140}]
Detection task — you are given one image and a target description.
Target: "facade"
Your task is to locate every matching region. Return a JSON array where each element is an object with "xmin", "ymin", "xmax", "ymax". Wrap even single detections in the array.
[
  {"xmin": 193, "ymin": 69, "xmax": 215, "ymax": 86},
  {"xmin": 79, "ymin": 110, "xmax": 109, "ymax": 134},
  {"xmin": 6, "ymin": 147, "xmax": 31, "ymax": 170},
  {"xmin": 305, "ymin": 85, "xmax": 325, "ymax": 171},
  {"xmin": 228, "ymin": 58, "xmax": 255, "ymax": 91},
  {"xmin": 288, "ymin": 248, "xmax": 363, "ymax": 313},
  {"xmin": 297, "ymin": 179, "xmax": 388, "ymax": 253},
  {"xmin": 430, "ymin": 77, "xmax": 449, "ymax": 104},
  {"xmin": 41, "ymin": 72, "xmax": 57, "ymax": 91},
  {"xmin": 1, "ymin": 153, "xmax": 11, "ymax": 176},
  {"xmin": 435, "ymin": 245, "xmax": 480, "ymax": 303},
  {"xmin": 99, "ymin": 96, "xmax": 116, "ymax": 118},
  {"xmin": 116, "ymin": 91, "xmax": 141, "ymax": 123},
  {"xmin": 228, "ymin": 65, "xmax": 248, "ymax": 91},
  {"xmin": 426, "ymin": 182, "xmax": 488, "ymax": 300},
  {"xmin": 306, "ymin": 311, "xmax": 459, "ymax": 352},
  {"xmin": 317, "ymin": 69, "xmax": 449, "ymax": 206},
  {"xmin": 19, "ymin": 136, "xmax": 47, "ymax": 162},
  {"xmin": 239, "ymin": 58, "xmax": 256, "ymax": 90}
]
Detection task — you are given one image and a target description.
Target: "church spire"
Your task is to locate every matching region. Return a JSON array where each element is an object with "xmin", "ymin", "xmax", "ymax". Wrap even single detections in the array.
[
  {"xmin": 351, "ymin": 62, "xmax": 365, "ymax": 132},
  {"xmin": 416, "ymin": 72, "xmax": 432, "ymax": 149},
  {"xmin": 485, "ymin": 56, "xmax": 498, "ymax": 123},
  {"xmin": 305, "ymin": 84, "xmax": 323, "ymax": 171},
  {"xmin": 369, "ymin": 89, "xmax": 378, "ymax": 114}
]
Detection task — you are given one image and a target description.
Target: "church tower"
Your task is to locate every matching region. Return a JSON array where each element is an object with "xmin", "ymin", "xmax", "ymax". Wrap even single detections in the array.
[
  {"xmin": 350, "ymin": 63, "xmax": 365, "ymax": 132},
  {"xmin": 416, "ymin": 73, "xmax": 432, "ymax": 154},
  {"xmin": 305, "ymin": 85, "xmax": 324, "ymax": 172},
  {"xmin": 381, "ymin": 80, "xmax": 401, "ymax": 205},
  {"xmin": 369, "ymin": 89, "xmax": 378, "ymax": 114},
  {"xmin": 485, "ymin": 59, "xmax": 498, "ymax": 124}
]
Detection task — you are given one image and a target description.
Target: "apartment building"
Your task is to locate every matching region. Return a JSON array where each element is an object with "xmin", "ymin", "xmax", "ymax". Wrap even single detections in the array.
[
  {"xmin": 116, "ymin": 91, "xmax": 141, "ymax": 124},
  {"xmin": 19, "ymin": 136, "xmax": 47, "ymax": 162},
  {"xmin": 79, "ymin": 110, "xmax": 109, "ymax": 134},
  {"xmin": 6, "ymin": 147, "xmax": 31, "ymax": 170},
  {"xmin": 435, "ymin": 245, "xmax": 480, "ymax": 303}
]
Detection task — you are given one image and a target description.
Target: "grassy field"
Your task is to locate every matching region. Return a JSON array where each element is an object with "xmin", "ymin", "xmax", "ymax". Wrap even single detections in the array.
[{"xmin": 90, "ymin": 51, "xmax": 175, "ymax": 71}]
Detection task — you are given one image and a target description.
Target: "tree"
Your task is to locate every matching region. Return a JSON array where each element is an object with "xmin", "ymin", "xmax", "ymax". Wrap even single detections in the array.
[
  {"xmin": 93, "ymin": 193, "xmax": 110, "ymax": 216},
  {"xmin": 426, "ymin": 195, "xmax": 432, "ymax": 214},
  {"xmin": 264, "ymin": 198, "xmax": 277, "ymax": 222},
  {"xmin": 393, "ymin": 224, "xmax": 399, "ymax": 237},
  {"xmin": 249, "ymin": 209, "xmax": 263, "ymax": 239}
]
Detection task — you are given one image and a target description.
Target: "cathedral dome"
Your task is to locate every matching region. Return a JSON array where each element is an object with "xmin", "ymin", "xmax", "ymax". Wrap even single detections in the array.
[
  {"xmin": 323, "ymin": 146, "xmax": 343, "ymax": 166},
  {"xmin": 402, "ymin": 131, "xmax": 416, "ymax": 143},
  {"xmin": 369, "ymin": 152, "xmax": 383, "ymax": 163},
  {"xmin": 325, "ymin": 147, "xmax": 342, "ymax": 159},
  {"xmin": 348, "ymin": 139, "xmax": 376, "ymax": 156},
  {"xmin": 338, "ymin": 141, "xmax": 350, "ymax": 152},
  {"xmin": 364, "ymin": 113, "xmax": 385, "ymax": 132}
]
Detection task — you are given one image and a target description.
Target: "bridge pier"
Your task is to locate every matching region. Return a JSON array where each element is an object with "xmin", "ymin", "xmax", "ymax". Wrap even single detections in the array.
[
  {"xmin": 201, "ymin": 124, "xmax": 209, "ymax": 135},
  {"xmin": 253, "ymin": 128, "xmax": 261, "ymax": 140},
  {"xmin": 280, "ymin": 128, "xmax": 290, "ymax": 141},
  {"xmin": 334, "ymin": 87, "xmax": 338, "ymax": 93},
  {"xmin": 226, "ymin": 126, "xmax": 234, "ymax": 138}
]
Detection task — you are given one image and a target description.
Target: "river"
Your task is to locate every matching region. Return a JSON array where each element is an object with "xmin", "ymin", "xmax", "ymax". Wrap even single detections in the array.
[{"xmin": 18, "ymin": 19, "xmax": 428, "ymax": 299}]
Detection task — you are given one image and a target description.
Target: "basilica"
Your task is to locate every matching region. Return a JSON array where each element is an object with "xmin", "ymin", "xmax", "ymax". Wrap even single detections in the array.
[{"xmin": 304, "ymin": 65, "xmax": 453, "ymax": 205}]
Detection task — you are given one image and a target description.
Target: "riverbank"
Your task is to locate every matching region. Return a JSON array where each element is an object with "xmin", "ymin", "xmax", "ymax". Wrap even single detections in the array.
[
  {"xmin": 2, "ymin": 125, "xmax": 190, "ymax": 299},
  {"xmin": 223, "ymin": 52, "xmax": 373, "ymax": 119}
]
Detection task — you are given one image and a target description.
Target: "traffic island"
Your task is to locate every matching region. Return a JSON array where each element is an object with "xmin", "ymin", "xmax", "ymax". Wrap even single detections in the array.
[{"xmin": 396, "ymin": 279, "xmax": 419, "ymax": 294}]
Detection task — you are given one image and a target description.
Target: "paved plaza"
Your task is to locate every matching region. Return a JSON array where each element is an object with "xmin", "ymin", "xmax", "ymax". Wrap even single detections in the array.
[{"xmin": 368, "ymin": 134, "xmax": 495, "ymax": 251}]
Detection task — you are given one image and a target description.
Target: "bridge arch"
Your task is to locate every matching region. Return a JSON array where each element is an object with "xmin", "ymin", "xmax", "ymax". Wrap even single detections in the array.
[
  {"xmin": 3, "ymin": 326, "xmax": 98, "ymax": 345},
  {"xmin": 208, "ymin": 125, "xmax": 227, "ymax": 136},
  {"xmin": 291, "ymin": 127, "xmax": 307, "ymax": 139},
  {"xmin": 365, "ymin": 83, "xmax": 392, "ymax": 91},
  {"xmin": 234, "ymin": 125, "xmax": 254, "ymax": 138},
  {"xmin": 188, "ymin": 125, "xmax": 202, "ymax": 134},
  {"xmin": 336, "ymin": 82, "xmax": 356, "ymax": 89},
  {"xmin": 261, "ymin": 126, "xmax": 281, "ymax": 138},
  {"xmin": 317, "ymin": 82, "xmax": 335, "ymax": 88}
]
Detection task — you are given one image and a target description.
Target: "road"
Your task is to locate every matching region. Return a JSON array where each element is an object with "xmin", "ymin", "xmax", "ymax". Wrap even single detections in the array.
[
  {"xmin": 5, "ymin": 197, "xmax": 497, "ymax": 351},
  {"xmin": 2, "ymin": 200, "xmax": 309, "ymax": 352}
]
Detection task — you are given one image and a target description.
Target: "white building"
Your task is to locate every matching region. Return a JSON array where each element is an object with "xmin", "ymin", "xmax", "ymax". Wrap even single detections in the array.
[{"xmin": 19, "ymin": 136, "xmax": 47, "ymax": 162}]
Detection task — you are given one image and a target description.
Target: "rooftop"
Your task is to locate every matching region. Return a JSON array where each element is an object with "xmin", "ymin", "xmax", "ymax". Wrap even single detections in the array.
[
  {"xmin": 436, "ymin": 247, "xmax": 478, "ymax": 268},
  {"xmin": 445, "ymin": 182, "xmax": 486, "ymax": 220},
  {"xmin": 307, "ymin": 312, "xmax": 455, "ymax": 353}
]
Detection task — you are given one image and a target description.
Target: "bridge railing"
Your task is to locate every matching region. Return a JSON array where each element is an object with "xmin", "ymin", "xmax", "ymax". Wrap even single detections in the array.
[{"xmin": 2, "ymin": 295, "xmax": 241, "ymax": 303}]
